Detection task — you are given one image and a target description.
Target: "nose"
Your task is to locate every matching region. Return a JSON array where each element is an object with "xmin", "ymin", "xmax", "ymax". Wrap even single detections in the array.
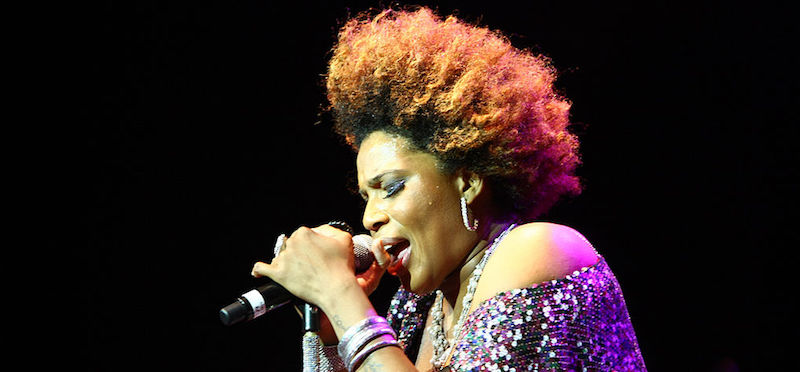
[{"xmin": 362, "ymin": 198, "xmax": 389, "ymax": 233}]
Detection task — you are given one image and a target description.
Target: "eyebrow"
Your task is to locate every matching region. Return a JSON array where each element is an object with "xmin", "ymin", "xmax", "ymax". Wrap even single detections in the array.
[
  {"xmin": 369, "ymin": 170, "xmax": 398, "ymax": 185},
  {"xmin": 359, "ymin": 169, "xmax": 403, "ymax": 192}
]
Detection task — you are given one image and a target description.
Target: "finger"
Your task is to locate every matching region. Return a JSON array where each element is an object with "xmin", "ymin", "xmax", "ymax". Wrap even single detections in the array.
[
  {"xmin": 311, "ymin": 225, "xmax": 352, "ymax": 249},
  {"xmin": 251, "ymin": 261, "xmax": 273, "ymax": 278},
  {"xmin": 356, "ymin": 259, "xmax": 384, "ymax": 282},
  {"xmin": 311, "ymin": 224, "xmax": 341, "ymax": 238},
  {"xmin": 356, "ymin": 260, "xmax": 385, "ymax": 295},
  {"xmin": 369, "ymin": 237, "xmax": 392, "ymax": 269}
]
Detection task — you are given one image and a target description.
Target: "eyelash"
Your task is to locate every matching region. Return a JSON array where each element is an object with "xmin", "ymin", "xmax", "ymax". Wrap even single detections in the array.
[
  {"xmin": 359, "ymin": 178, "xmax": 406, "ymax": 202},
  {"xmin": 384, "ymin": 179, "xmax": 406, "ymax": 198}
]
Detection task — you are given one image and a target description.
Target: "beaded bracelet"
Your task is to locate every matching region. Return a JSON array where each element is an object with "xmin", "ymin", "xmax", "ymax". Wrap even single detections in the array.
[{"xmin": 347, "ymin": 334, "xmax": 400, "ymax": 372}]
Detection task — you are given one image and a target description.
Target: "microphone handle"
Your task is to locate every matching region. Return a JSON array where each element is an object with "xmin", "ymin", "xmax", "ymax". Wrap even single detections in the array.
[
  {"xmin": 303, "ymin": 303, "xmax": 320, "ymax": 332},
  {"xmin": 219, "ymin": 281, "xmax": 294, "ymax": 326}
]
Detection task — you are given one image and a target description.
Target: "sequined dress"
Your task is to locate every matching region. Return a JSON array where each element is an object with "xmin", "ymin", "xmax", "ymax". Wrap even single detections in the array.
[{"xmin": 386, "ymin": 256, "xmax": 646, "ymax": 371}]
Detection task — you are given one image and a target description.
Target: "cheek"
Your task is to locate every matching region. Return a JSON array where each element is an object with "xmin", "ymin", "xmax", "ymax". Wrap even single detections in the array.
[
  {"xmin": 388, "ymin": 196, "xmax": 414, "ymax": 223},
  {"xmin": 415, "ymin": 184, "xmax": 448, "ymax": 214},
  {"xmin": 392, "ymin": 187, "xmax": 434, "ymax": 223},
  {"xmin": 409, "ymin": 193, "xmax": 453, "ymax": 260},
  {"xmin": 426, "ymin": 185, "xmax": 442, "ymax": 207}
]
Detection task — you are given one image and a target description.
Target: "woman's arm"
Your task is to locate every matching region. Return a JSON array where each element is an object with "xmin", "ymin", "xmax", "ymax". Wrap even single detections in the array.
[{"xmin": 321, "ymin": 279, "xmax": 417, "ymax": 372}]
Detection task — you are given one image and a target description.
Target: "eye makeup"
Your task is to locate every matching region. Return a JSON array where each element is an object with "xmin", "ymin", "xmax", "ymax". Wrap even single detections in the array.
[
  {"xmin": 359, "ymin": 169, "xmax": 407, "ymax": 201},
  {"xmin": 384, "ymin": 179, "xmax": 406, "ymax": 198}
]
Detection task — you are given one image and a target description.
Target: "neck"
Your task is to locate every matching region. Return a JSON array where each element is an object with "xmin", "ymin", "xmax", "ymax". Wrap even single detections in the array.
[{"xmin": 437, "ymin": 220, "xmax": 513, "ymax": 328}]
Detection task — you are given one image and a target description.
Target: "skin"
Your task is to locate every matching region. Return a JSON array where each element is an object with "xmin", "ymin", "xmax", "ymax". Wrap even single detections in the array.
[{"xmin": 252, "ymin": 131, "xmax": 598, "ymax": 371}]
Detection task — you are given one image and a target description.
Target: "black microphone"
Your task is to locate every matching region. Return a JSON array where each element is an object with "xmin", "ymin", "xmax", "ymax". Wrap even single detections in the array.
[{"xmin": 219, "ymin": 232, "xmax": 374, "ymax": 326}]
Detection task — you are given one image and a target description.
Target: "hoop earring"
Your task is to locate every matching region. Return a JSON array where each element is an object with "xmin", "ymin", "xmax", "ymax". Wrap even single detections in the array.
[{"xmin": 460, "ymin": 197, "xmax": 479, "ymax": 232}]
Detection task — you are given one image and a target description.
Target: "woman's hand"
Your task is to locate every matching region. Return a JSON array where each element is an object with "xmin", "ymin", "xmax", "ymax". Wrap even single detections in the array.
[
  {"xmin": 251, "ymin": 224, "xmax": 356, "ymax": 308},
  {"xmin": 251, "ymin": 224, "xmax": 392, "ymax": 344}
]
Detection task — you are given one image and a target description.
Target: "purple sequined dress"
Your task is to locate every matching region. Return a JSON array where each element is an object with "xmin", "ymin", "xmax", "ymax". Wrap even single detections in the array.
[{"xmin": 386, "ymin": 257, "xmax": 646, "ymax": 371}]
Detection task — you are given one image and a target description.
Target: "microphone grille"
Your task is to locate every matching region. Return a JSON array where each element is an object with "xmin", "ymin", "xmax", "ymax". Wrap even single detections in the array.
[{"xmin": 352, "ymin": 234, "xmax": 374, "ymax": 272}]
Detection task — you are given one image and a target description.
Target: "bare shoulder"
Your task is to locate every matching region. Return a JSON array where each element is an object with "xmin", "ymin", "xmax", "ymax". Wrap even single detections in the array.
[
  {"xmin": 500, "ymin": 222, "xmax": 598, "ymax": 273},
  {"xmin": 472, "ymin": 222, "xmax": 599, "ymax": 306}
]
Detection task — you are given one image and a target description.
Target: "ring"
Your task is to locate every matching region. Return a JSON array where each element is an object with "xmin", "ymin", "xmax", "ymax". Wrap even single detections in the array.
[{"xmin": 272, "ymin": 233, "xmax": 287, "ymax": 258}]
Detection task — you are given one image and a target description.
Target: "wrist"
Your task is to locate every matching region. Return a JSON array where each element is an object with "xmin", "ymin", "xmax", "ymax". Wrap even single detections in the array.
[
  {"xmin": 317, "ymin": 276, "xmax": 359, "ymax": 311},
  {"xmin": 319, "ymin": 278, "xmax": 378, "ymax": 337}
]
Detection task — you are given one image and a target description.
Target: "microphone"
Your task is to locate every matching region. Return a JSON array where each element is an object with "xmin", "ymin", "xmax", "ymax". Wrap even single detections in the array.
[{"xmin": 219, "ymin": 232, "xmax": 374, "ymax": 326}]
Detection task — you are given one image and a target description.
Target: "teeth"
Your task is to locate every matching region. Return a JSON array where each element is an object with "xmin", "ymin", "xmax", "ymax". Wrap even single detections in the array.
[
  {"xmin": 383, "ymin": 240, "xmax": 408, "ymax": 255},
  {"xmin": 385, "ymin": 244, "xmax": 401, "ymax": 254}
]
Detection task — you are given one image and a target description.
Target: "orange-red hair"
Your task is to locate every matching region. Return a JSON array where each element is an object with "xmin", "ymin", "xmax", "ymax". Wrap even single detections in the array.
[{"xmin": 326, "ymin": 7, "xmax": 581, "ymax": 220}]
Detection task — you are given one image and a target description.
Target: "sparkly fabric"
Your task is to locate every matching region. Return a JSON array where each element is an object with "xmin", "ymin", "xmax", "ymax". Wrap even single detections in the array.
[{"xmin": 386, "ymin": 257, "xmax": 646, "ymax": 371}]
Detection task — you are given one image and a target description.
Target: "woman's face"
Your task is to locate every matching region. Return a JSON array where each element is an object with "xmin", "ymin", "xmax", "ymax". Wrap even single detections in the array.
[{"xmin": 357, "ymin": 131, "xmax": 474, "ymax": 294}]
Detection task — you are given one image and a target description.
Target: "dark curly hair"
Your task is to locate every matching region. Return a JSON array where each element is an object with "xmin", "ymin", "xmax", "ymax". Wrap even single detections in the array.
[{"xmin": 325, "ymin": 7, "xmax": 582, "ymax": 220}]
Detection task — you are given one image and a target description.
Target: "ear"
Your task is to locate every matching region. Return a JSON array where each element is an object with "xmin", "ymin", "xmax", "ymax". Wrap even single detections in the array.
[{"xmin": 456, "ymin": 170, "xmax": 484, "ymax": 205}]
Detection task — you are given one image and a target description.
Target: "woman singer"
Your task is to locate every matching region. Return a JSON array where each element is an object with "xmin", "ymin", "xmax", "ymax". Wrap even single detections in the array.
[{"xmin": 253, "ymin": 7, "xmax": 646, "ymax": 371}]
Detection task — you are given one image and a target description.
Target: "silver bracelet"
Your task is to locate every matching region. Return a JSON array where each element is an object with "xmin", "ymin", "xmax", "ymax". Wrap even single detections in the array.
[
  {"xmin": 337, "ymin": 317, "xmax": 392, "ymax": 358},
  {"xmin": 347, "ymin": 334, "xmax": 400, "ymax": 372},
  {"xmin": 337, "ymin": 316, "xmax": 397, "ymax": 370},
  {"xmin": 343, "ymin": 325, "xmax": 394, "ymax": 368}
]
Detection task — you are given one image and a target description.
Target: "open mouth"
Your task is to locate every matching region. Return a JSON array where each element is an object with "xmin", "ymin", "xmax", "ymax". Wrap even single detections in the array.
[{"xmin": 382, "ymin": 238, "xmax": 411, "ymax": 271}]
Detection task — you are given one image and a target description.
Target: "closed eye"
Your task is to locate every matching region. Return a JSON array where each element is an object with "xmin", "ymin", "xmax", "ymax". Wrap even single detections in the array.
[
  {"xmin": 358, "ymin": 170, "xmax": 406, "ymax": 201},
  {"xmin": 384, "ymin": 179, "xmax": 406, "ymax": 198}
]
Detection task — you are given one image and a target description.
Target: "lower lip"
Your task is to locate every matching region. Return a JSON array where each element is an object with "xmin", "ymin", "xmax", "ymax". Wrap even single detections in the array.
[
  {"xmin": 398, "ymin": 246, "xmax": 411, "ymax": 267},
  {"xmin": 388, "ymin": 245, "xmax": 411, "ymax": 273}
]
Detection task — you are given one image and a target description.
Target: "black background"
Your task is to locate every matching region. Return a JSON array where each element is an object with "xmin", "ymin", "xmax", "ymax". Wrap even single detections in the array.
[{"xmin": 87, "ymin": 0, "xmax": 797, "ymax": 370}]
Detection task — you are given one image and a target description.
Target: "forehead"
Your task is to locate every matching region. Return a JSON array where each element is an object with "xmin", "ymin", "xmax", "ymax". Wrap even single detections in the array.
[{"xmin": 356, "ymin": 131, "xmax": 436, "ymax": 185}]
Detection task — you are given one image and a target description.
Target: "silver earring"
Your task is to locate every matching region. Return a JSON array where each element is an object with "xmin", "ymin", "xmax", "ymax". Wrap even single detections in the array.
[{"xmin": 460, "ymin": 197, "xmax": 479, "ymax": 232}]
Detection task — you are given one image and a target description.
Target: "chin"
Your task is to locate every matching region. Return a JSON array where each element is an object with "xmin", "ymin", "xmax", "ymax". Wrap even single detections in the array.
[
  {"xmin": 405, "ymin": 275, "xmax": 438, "ymax": 296},
  {"xmin": 392, "ymin": 260, "xmax": 436, "ymax": 295},
  {"xmin": 394, "ymin": 269, "xmax": 424, "ymax": 295}
]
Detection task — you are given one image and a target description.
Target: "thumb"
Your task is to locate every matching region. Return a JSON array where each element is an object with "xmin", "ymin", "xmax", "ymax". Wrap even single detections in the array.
[{"xmin": 369, "ymin": 237, "xmax": 392, "ymax": 269}]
